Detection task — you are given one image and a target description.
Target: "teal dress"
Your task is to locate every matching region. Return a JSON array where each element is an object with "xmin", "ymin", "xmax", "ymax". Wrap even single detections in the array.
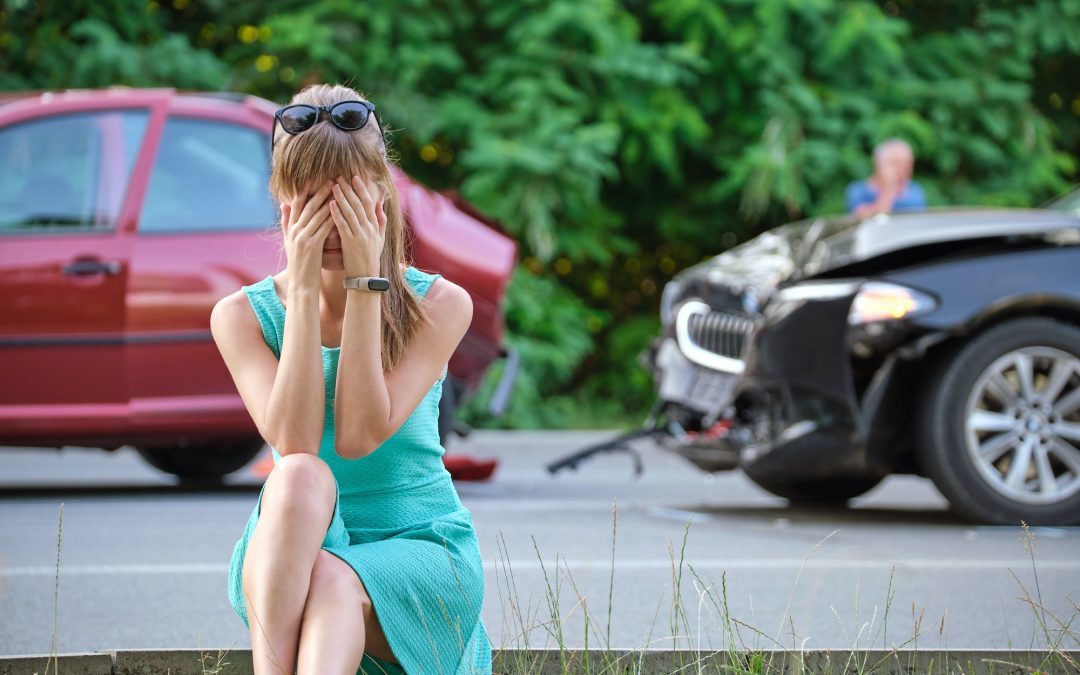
[{"xmin": 226, "ymin": 266, "xmax": 491, "ymax": 675}]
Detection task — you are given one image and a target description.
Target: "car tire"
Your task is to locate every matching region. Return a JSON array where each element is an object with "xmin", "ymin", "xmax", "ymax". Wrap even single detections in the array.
[
  {"xmin": 917, "ymin": 317, "xmax": 1080, "ymax": 525},
  {"xmin": 136, "ymin": 437, "xmax": 264, "ymax": 480},
  {"xmin": 744, "ymin": 474, "xmax": 884, "ymax": 504}
]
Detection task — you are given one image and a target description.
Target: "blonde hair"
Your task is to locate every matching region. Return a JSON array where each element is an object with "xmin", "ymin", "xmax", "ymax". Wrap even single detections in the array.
[{"xmin": 269, "ymin": 83, "xmax": 428, "ymax": 373}]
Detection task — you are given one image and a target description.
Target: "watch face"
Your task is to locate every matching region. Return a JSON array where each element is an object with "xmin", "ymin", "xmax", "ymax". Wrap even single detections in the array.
[{"xmin": 368, "ymin": 277, "xmax": 391, "ymax": 291}]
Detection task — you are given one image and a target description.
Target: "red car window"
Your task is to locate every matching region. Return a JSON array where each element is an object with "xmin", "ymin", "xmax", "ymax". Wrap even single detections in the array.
[
  {"xmin": 0, "ymin": 110, "xmax": 147, "ymax": 233},
  {"xmin": 139, "ymin": 117, "xmax": 275, "ymax": 233}
]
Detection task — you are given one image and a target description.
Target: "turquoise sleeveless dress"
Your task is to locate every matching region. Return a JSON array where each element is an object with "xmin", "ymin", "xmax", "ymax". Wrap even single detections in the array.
[{"xmin": 226, "ymin": 266, "xmax": 492, "ymax": 675}]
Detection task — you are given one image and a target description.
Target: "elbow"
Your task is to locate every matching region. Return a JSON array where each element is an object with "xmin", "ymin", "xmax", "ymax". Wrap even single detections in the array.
[
  {"xmin": 334, "ymin": 444, "xmax": 370, "ymax": 460},
  {"xmin": 267, "ymin": 429, "xmax": 323, "ymax": 457},
  {"xmin": 335, "ymin": 436, "xmax": 379, "ymax": 460},
  {"xmin": 335, "ymin": 418, "xmax": 391, "ymax": 459},
  {"xmin": 274, "ymin": 438, "xmax": 319, "ymax": 456}
]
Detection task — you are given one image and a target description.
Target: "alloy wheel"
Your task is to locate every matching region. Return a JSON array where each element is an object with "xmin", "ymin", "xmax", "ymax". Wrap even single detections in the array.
[{"xmin": 964, "ymin": 347, "xmax": 1080, "ymax": 505}]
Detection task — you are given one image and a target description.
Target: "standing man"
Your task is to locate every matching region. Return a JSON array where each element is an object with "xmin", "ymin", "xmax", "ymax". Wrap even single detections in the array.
[{"xmin": 846, "ymin": 138, "xmax": 927, "ymax": 217}]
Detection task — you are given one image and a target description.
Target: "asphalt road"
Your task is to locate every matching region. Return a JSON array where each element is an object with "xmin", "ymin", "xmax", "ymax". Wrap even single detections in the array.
[{"xmin": 1, "ymin": 430, "xmax": 1078, "ymax": 656}]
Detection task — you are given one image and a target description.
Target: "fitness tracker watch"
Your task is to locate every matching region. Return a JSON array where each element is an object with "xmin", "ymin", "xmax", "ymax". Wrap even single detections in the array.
[{"xmin": 343, "ymin": 276, "xmax": 391, "ymax": 292}]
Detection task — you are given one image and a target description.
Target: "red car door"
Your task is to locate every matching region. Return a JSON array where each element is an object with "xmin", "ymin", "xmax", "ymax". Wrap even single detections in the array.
[
  {"xmin": 0, "ymin": 100, "xmax": 153, "ymax": 445},
  {"xmin": 124, "ymin": 97, "xmax": 279, "ymax": 439}
]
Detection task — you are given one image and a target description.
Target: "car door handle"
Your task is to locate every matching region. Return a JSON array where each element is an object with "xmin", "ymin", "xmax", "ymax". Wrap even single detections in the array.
[{"xmin": 62, "ymin": 258, "xmax": 123, "ymax": 277}]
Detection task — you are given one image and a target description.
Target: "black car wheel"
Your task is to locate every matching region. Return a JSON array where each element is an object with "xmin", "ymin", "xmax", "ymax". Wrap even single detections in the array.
[
  {"xmin": 918, "ymin": 317, "xmax": 1080, "ymax": 525},
  {"xmin": 136, "ymin": 437, "xmax": 264, "ymax": 480},
  {"xmin": 744, "ymin": 474, "xmax": 884, "ymax": 504}
]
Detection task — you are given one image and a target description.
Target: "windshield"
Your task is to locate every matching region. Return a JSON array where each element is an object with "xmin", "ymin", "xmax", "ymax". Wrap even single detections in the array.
[{"xmin": 1046, "ymin": 186, "xmax": 1080, "ymax": 213}]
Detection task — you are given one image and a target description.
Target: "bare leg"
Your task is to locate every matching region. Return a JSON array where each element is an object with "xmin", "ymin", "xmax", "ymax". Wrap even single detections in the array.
[
  {"xmin": 296, "ymin": 550, "xmax": 366, "ymax": 674},
  {"xmin": 296, "ymin": 551, "xmax": 400, "ymax": 674},
  {"xmin": 242, "ymin": 453, "xmax": 337, "ymax": 675}
]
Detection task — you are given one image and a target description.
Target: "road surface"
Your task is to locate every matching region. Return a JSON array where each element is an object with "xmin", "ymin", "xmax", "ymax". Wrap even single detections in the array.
[{"xmin": 1, "ymin": 430, "xmax": 1077, "ymax": 655}]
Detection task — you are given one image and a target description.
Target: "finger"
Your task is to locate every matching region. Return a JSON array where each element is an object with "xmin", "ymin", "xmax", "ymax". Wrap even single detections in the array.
[
  {"xmin": 347, "ymin": 174, "xmax": 373, "ymax": 228},
  {"xmin": 341, "ymin": 175, "xmax": 369, "ymax": 219},
  {"xmin": 332, "ymin": 180, "xmax": 361, "ymax": 236},
  {"xmin": 289, "ymin": 195, "xmax": 303, "ymax": 227},
  {"xmin": 315, "ymin": 207, "xmax": 338, "ymax": 240},
  {"xmin": 329, "ymin": 199, "xmax": 350, "ymax": 234},
  {"xmin": 291, "ymin": 194, "xmax": 309, "ymax": 234},
  {"xmin": 352, "ymin": 175, "xmax": 378, "ymax": 228},
  {"xmin": 335, "ymin": 176, "xmax": 365, "ymax": 226},
  {"xmin": 305, "ymin": 184, "xmax": 335, "ymax": 227},
  {"xmin": 373, "ymin": 184, "xmax": 389, "ymax": 229},
  {"xmin": 303, "ymin": 203, "xmax": 332, "ymax": 239},
  {"xmin": 297, "ymin": 183, "xmax": 334, "ymax": 231},
  {"xmin": 375, "ymin": 199, "xmax": 386, "ymax": 237},
  {"xmin": 280, "ymin": 203, "xmax": 291, "ymax": 233}
]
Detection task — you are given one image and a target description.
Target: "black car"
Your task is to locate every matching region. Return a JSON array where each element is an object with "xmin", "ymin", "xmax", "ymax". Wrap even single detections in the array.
[{"xmin": 647, "ymin": 190, "xmax": 1080, "ymax": 525}]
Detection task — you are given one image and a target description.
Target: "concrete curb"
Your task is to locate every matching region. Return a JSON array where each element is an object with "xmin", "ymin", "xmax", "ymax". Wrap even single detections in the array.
[
  {"xmin": 1, "ymin": 649, "xmax": 1077, "ymax": 674},
  {"xmin": 0, "ymin": 653, "xmax": 112, "ymax": 675}
]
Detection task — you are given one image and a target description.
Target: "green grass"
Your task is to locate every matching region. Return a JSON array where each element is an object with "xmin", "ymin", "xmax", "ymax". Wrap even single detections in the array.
[
  {"xmin": 35, "ymin": 495, "xmax": 1078, "ymax": 674},
  {"xmin": 487, "ymin": 502, "xmax": 1079, "ymax": 674},
  {"xmin": 41, "ymin": 502, "xmax": 62, "ymax": 675}
]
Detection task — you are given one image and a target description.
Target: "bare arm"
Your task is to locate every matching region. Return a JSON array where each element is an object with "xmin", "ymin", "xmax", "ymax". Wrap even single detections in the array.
[
  {"xmin": 210, "ymin": 186, "xmax": 337, "ymax": 456},
  {"xmin": 327, "ymin": 174, "xmax": 472, "ymax": 457},
  {"xmin": 210, "ymin": 287, "xmax": 326, "ymax": 457},
  {"xmin": 263, "ymin": 285, "xmax": 326, "ymax": 455},
  {"xmin": 333, "ymin": 279, "xmax": 472, "ymax": 458},
  {"xmin": 332, "ymin": 285, "xmax": 388, "ymax": 457}
]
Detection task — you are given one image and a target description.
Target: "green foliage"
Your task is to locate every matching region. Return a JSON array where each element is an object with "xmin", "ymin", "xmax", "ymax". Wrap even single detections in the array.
[
  {"xmin": 3, "ymin": 0, "xmax": 1078, "ymax": 428},
  {"xmin": 0, "ymin": 1, "xmax": 228, "ymax": 89},
  {"xmin": 458, "ymin": 266, "xmax": 607, "ymax": 429}
]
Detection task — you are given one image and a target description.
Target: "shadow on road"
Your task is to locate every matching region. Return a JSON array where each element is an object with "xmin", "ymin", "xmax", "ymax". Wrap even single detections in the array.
[
  {"xmin": 677, "ymin": 502, "xmax": 968, "ymax": 526},
  {"xmin": 0, "ymin": 479, "xmax": 262, "ymax": 499}
]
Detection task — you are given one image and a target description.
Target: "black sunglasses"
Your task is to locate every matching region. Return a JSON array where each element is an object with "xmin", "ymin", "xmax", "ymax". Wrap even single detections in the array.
[{"xmin": 271, "ymin": 100, "xmax": 380, "ymax": 151}]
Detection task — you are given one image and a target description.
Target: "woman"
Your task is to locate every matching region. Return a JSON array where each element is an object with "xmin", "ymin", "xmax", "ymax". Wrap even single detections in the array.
[{"xmin": 210, "ymin": 83, "xmax": 491, "ymax": 674}]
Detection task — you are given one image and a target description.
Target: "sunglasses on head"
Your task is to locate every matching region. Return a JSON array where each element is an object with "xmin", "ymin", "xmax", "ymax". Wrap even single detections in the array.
[{"xmin": 271, "ymin": 99, "xmax": 380, "ymax": 151}]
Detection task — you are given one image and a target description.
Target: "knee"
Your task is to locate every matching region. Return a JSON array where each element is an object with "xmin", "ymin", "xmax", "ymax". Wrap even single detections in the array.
[
  {"xmin": 309, "ymin": 550, "xmax": 371, "ymax": 610},
  {"xmin": 263, "ymin": 453, "xmax": 335, "ymax": 516}
]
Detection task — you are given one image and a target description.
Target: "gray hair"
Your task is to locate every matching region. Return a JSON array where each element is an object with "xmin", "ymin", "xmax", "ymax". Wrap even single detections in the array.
[{"xmin": 873, "ymin": 138, "xmax": 914, "ymax": 163}]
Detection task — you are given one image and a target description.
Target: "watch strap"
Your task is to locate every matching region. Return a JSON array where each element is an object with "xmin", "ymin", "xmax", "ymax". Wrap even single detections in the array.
[{"xmin": 343, "ymin": 276, "xmax": 391, "ymax": 291}]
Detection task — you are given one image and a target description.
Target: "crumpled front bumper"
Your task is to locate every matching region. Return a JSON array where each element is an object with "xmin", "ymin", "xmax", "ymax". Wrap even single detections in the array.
[{"xmin": 649, "ymin": 287, "xmax": 902, "ymax": 481}]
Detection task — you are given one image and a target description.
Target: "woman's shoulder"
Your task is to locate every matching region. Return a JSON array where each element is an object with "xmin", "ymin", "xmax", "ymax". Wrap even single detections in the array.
[
  {"xmin": 210, "ymin": 286, "xmax": 266, "ymax": 347},
  {"xmin": 417, "ymin": 273, "xmax": 472, "ymax": 329},
  {"xmin": 403, "ymin": 264, "xmax": 446, "ymax": 299},
  {"xmin": 403, "ymin": 265, "xmax": 471, "ymax": 328}
]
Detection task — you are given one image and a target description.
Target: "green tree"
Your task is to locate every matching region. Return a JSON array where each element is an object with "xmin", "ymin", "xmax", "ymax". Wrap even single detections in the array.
[{"xmin": 3, "ymin": 0, "xmax": 1077, "ymax": 428}]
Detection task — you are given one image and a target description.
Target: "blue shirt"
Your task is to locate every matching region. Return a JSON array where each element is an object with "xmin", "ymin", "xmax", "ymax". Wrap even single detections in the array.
[{"xmin": 846, "ymin": 179, "xmax": 927, "ymax": 213}]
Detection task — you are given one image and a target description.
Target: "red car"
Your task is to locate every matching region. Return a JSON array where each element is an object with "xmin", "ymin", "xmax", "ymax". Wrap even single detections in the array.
[{"xmin": 0, "ymin": 87, "xmax": 518, "ymax": 480}]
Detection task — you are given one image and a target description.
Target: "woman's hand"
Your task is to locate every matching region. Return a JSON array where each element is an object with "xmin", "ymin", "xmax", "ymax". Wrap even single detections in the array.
[
  {"xmin": 281, "ymin": 184, "xmax": 336, "ymax": 292},
  {"xmin": 329, "ymin": 174, "xmax": 387, "ymax": 277}
]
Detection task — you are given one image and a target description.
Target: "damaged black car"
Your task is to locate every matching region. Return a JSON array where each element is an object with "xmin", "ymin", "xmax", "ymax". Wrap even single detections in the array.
[{"xmin": 645, "ymin": 190, "xmax": 1080, "ymax": 525}]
